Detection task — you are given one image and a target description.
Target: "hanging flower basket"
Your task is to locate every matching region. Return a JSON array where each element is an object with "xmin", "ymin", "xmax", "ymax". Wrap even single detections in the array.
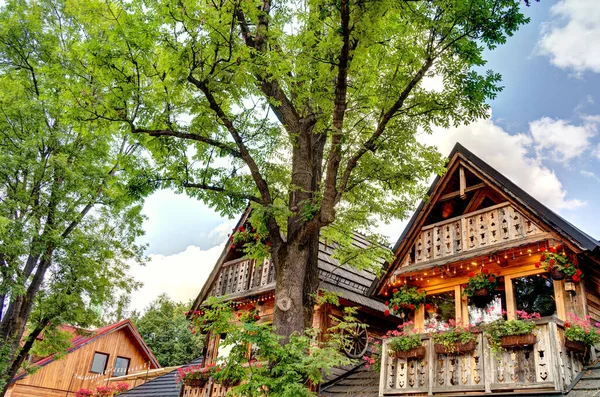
[
  {"xmin": 391, "ymin": 346, "xmax": 426, "ymax": 359},
  {"xmin": 473, "ymin": 288, "xmax": 489, "ymax": 297},
  {"xmin": 550, "ymin": 268, "xmax": 566, "ymax": 280},
  {"xmin": 565, "ymin": 339, "xmax": 586, "ymax": 353},
  {"xmin": 434, "ymin": 341, "xmax": 477, "ymax": 355},
  {"xmin": 500, "ymin": 333, "xmax": 537, "ymax": 348}
]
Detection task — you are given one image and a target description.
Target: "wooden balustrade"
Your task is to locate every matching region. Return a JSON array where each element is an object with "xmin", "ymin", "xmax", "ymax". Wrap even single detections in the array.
[
  {"xmin": 208, "ymin": 257, "xmax": 275, "ymax": 298},
  {"xmin": 181, "ymin": 380, "xmax": 232, "ymax": 397},
  {"xmin": 400, "ymin": 203, "xmax": 546, "ymax": 268},
  {"xmin": 379, "ymin": 319, "xmax": 584, "ymax": 396}
]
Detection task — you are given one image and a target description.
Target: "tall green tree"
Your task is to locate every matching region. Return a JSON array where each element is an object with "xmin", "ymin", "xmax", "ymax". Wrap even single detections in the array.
[
  {"xmin": 0, "ymin": 1, "xmax": 148, "ymax": 393},
  {"xmin": 61, "ymin": 0, "xmax": 529, "ymax": 340},
  {"xmin": 132, "ymin": 294, "xmax": 204, "ymax": 367}
]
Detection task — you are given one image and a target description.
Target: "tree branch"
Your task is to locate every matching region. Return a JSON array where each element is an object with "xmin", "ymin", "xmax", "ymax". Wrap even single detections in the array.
[
  {"xmin": 320, "ymin": 0, "xmax": 353, "ymax": 225},
  {"xmin": 131, "ymin": 128, "xmax": 242, "ymax": 158},
  {"xmin": 182, "ymin": 182, "xmax": 261, "ymax": 203}
]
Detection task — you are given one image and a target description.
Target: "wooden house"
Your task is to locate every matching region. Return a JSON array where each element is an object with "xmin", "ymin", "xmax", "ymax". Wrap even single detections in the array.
[
  {"xmin": 6, "ymin": 319, "xmax": 160, "ymax": 397},
  {"xmin": 183, "ymin": 214, "xmax": 396, "ymax": 397},
  {"xmin": 371, "ymin": 143, "xmax": 600, "ymax": 396}
]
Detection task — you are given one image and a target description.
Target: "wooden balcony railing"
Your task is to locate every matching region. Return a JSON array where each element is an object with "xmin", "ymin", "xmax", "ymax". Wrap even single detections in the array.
[
  {"xmin": 208, "ymin": 257, "xmax": 275, "ymax": 299},
  {"xmin": 379, "ymin": 319, "xmax": 584, "ymax": 396},
  {"xmin": 181, "ymin": 380, "xmax": 232, "ymax": 397},
  {"xmin": 399, "ymin": 203, "xmax": 547, "ymax": 268}
]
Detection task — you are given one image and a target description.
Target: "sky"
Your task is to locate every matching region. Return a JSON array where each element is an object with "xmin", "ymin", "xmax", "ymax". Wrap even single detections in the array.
[{"xmin": 128, "ymin": 0, "xmax": 600, "ymax": 312}]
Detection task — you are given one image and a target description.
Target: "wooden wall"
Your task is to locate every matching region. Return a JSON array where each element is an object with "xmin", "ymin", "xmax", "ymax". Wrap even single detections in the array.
[{"xmin": 7, "ymin": 327, "xmax": 157, "ymax": 397}]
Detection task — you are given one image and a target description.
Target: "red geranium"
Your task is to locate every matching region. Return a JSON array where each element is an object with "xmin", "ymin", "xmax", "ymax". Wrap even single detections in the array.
[
  {"xmin": 384, "ymin": 310, "xmax": 390, "ymax": 316},
  {"xmin": 488, "ymin": 276, "xmax": 495, "ymax": 282},
  {"xmin": 482, "ymin": 268, "xmax": 489, "ymax": 274},
  {"xmin": 548, "ymin": 258, "xmax": 556, "ymax": 266},
  {"xmin": 468, "ymin": 272, "xmax": 475, "ymax": 278},
  {"xmin": 461, "ymin": 284, "xmax": 467, "ymax": 289},
  {"xmin": 535, "ymin": 262, "xmax": 541, "ymax": 268},
  {"xmin": 393, "ymin": 305, "xmax": 399, "ymax": 311},
  {"xmin": 572, "ymin": 275, "xmax": 580, "ymax": 282},
  {"xmin": 392, "ymin": 288, "xmax": 398, "ymax": 293},
  {"xmin": 385, "ymin": 301, "xmax": 389, "ymax": 306}
]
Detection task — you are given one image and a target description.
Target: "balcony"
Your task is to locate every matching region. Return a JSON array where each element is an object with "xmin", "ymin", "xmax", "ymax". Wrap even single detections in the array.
[
  {"xmin": 379, "ymin": 318, "xmax": 583, "ymax": 396},
  {"xmin": 207, "ymin": 257, "xmax": 275, "ymax": 299},
  {"xmin": 398, "ymin": 203, "xmax": 550, "ymax": 270},
  {"xmin": 181, "ymin": 381, "xmax": 232, "ymax": 397}
]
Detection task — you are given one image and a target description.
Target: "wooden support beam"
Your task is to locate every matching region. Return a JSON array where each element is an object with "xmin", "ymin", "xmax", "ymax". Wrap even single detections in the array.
[
  {"xmin": 505, "ymin": 275, "xmax": 515, "ymax": 320},
  {"xmin": 459, "ymin": 167, "xmax": 466, "ymax": 199},
  {"xmin": 439, "ymin": 183, "xmax": 486, "ymax": 202},
  {"xmin": 554, "ymin": 279, "xmax": 566, "ymax": 321}
]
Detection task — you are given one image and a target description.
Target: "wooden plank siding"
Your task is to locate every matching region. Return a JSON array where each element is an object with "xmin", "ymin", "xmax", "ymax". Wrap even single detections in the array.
[{"xmin": 8, "ymin": 326, "xmax": 157, "ymax": 397}]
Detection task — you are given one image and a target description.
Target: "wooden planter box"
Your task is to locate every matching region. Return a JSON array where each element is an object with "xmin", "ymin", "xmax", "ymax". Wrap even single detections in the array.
[
  {"xmin": 500, "ymin": 333, "xmax": 537, "ymax": 348},
  {"xmin": 183, "ymin": 378, "xmax": 209, "ymax": 387},
  {"xmin": 390, "ymin": 346, "xmax": 426, "ymax": 359},
  {"xmin": 565, "ymin": 339, "xmax": 587, "ymax": 353},
  {"xmin": 434, "ymin": 341, "xmax": 477, "ymax": 355}
]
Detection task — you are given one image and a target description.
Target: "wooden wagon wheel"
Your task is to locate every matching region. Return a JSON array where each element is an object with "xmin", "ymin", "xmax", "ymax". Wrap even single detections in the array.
[{"xmin": 341, "ymin": 324, "xmax": 369, "ymax": 359}]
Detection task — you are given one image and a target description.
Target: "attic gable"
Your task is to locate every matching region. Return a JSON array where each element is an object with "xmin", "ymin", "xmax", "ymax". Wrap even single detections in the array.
[{"xmin": 371, "ymin": 143, "xmax": 599, "ymax": 295}]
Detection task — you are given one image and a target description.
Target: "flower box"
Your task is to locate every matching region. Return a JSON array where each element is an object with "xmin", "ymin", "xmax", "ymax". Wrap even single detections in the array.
[
  {"xmin": 184, "ymin": 378, "xmax": 208, "ymax": 387},
  {"xmin": 434, "ymin": 341, "xmax": 477, "ymax": 355},
  {"xmin": 500, "ymin": 333, "xmax": 537, "ymax": 348},
  {"xmin": 390, "ymin": 346, "xmax": 426, "ymax": 359},
  {"xmin": 565, "ymin": 339, "xmax": 586, "ymax": 353}
]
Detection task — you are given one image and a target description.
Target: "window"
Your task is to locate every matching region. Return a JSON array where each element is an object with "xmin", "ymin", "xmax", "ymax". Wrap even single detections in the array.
[
  {"xmin": 90, "ymin": 352, "xmax": 109, "ymax": 374},
  {"xmin": 512, "ymin": 273, "xmax": 556, "ymax": 316},
  {"xmin": 468, "ymin": 292, "xmax": 505, "ymax": 325},
  {"xmin": 217, "ymin": 333, "xmax": 233, "ymax": 364},
  {"xmin": 113, "ymin": 356, "xmax": 130, "ymax": 376},
  {"xmin": 425, "ymin": 291, "xmax": 456, "ymax": 330}
]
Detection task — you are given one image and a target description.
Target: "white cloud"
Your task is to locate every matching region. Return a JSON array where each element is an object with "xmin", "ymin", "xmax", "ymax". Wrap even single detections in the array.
[
  {"xmin": 528, "ymin": 116, "xmax": 598, "ymax": 162},
  {"xmin": 129, "ymin": 243, "xmax": 224, "ymax": 312},
  {"xmin": 538, "ymin": 0, "xmax": 600, "ymax": 74},
  {"xmin": 594, "ymin": 144, "xmax": 600, "ymax": 159},
  {"xmin": 418, "ymin": 117, "xmax": 586, "ymax": 211}
]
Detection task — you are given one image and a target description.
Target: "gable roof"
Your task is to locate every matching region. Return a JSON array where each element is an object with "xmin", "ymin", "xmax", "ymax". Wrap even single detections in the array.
[
  {"xmin": 12, "ymin": 319, "xmax": 160, "ymax": 383},
  {"xmin": 191, "ymin": 212, "xmax": 389, "ymax": 314},
  {"xmin": 370, "ymin": 142, "xmax": 600, "ymax": 295}
]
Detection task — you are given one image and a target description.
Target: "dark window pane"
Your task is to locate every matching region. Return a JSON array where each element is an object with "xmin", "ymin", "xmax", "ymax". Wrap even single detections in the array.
[
  {"xmin": 425, "ymin": 291, "xmax": 456, "ymax": 330},
  {"xmin": 113, "ymin": 357, "xmax": 130, "ymax": 376},
  {"xmin": 90, "ymin": 352, "xmax": 108, "ymax": 374},
  {"xmin": 512, "ymin": 273, "xmax": 556, "ymax": 316}
]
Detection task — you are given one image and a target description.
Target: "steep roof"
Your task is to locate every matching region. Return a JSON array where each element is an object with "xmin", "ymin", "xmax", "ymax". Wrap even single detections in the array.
[
  {"xmin": 119, "ymin": 358, "xmax": 203, "ymax": 397},
  {"xmin": 370, "ymin": 142, "xmax": 600, "ymax": 294},
  {"xmin": 12, "ymin": 319, "xmax": 160, "ymax": 383},
  {"xmin": 320, "ymin": 363, "xmax": 379, "ymax": 397},
  {"xmin": 566, "ymin": 364, "xmax": 600, "ymax": 396}
]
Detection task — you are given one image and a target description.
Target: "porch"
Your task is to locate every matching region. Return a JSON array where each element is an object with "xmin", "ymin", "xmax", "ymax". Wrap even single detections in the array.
[{"xmin": 379, "ymin": 318, "xmax": 584, "ymax": 396}]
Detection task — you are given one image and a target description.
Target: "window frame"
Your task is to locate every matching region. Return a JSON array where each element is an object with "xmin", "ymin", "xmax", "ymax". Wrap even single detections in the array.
[
  {"xmin": 90, "ymin": 352, "xmax": 109, "ymax": 374},
  {"xmin": 113, "ymin": 356, "xmax": 131, "ymax": 376}
]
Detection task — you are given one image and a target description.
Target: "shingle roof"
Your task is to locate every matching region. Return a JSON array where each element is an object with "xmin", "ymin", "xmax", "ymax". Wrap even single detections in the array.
[
  {"xmin": 119, "ymin": 358, "xmax": 203, "ymax": 397},
  {"xmin": 318, "ymin": 234, "xmax": 387, "ymax": 312},
  {"xmin": 320, "ymin": 363, "xmax": 380, "ymax": 397},
  {"xmin": 566, "ymin": 364, "xmax": 600, "ymax": 396}
]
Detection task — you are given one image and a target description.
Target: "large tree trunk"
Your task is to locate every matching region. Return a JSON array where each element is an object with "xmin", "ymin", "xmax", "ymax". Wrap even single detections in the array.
[{"xmin": 272, "ymin": 233, "xmax": 321, "ymax": 340}]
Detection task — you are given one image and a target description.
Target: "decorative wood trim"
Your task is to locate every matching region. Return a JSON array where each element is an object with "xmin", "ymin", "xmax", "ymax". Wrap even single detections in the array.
[{"xmin": 439, "ymin": 183, "xmax": 486, "ymax": 202}]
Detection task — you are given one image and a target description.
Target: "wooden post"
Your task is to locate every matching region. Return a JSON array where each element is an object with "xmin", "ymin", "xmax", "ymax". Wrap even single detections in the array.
[
  {"xmin": 505, "ymin": 275, "xmax": 515, "ymax": 320},
  {"xmin": 428, "ymin": 338, "xmax": 434, "ymax": 395},
  {"xmin": 454, "ymin": 286, "xmax": 462, "ymax": 323},
  {"xmin": 548, "ymin": 321, "xmax": 563, "ymax": 391},
  {"xmin": 459, "ymin": 167, "xmax": 466, "ymax": 199},
  {"xmin": 554, "ymin": 280, "xmax": 566, "ymax": 321},
  {"xmin": 379, "ymin": 340, "xmax": 389, "ymax": 397},
  {"xmin": 415, "ymin": 305, "xmax": 425, "ymax": 332}
]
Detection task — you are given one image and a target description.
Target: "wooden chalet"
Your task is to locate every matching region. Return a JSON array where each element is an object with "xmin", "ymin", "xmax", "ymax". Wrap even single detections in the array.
[
  {"xmin": 184, "ymin": 212, "xmax": 397, "ymax": 397},
  {"xmin": 6, "ymin": 319, "xmax": 160, "ymax": 397},
  {"xmin": 371, "ymin": 143, "xmax": 600, "ymax": 396}
]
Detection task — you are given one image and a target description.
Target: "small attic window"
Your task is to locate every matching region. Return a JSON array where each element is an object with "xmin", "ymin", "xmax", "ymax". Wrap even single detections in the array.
[{"xmin": 90, "ymin": 352, "xmax": 109, "ymax": 374}]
